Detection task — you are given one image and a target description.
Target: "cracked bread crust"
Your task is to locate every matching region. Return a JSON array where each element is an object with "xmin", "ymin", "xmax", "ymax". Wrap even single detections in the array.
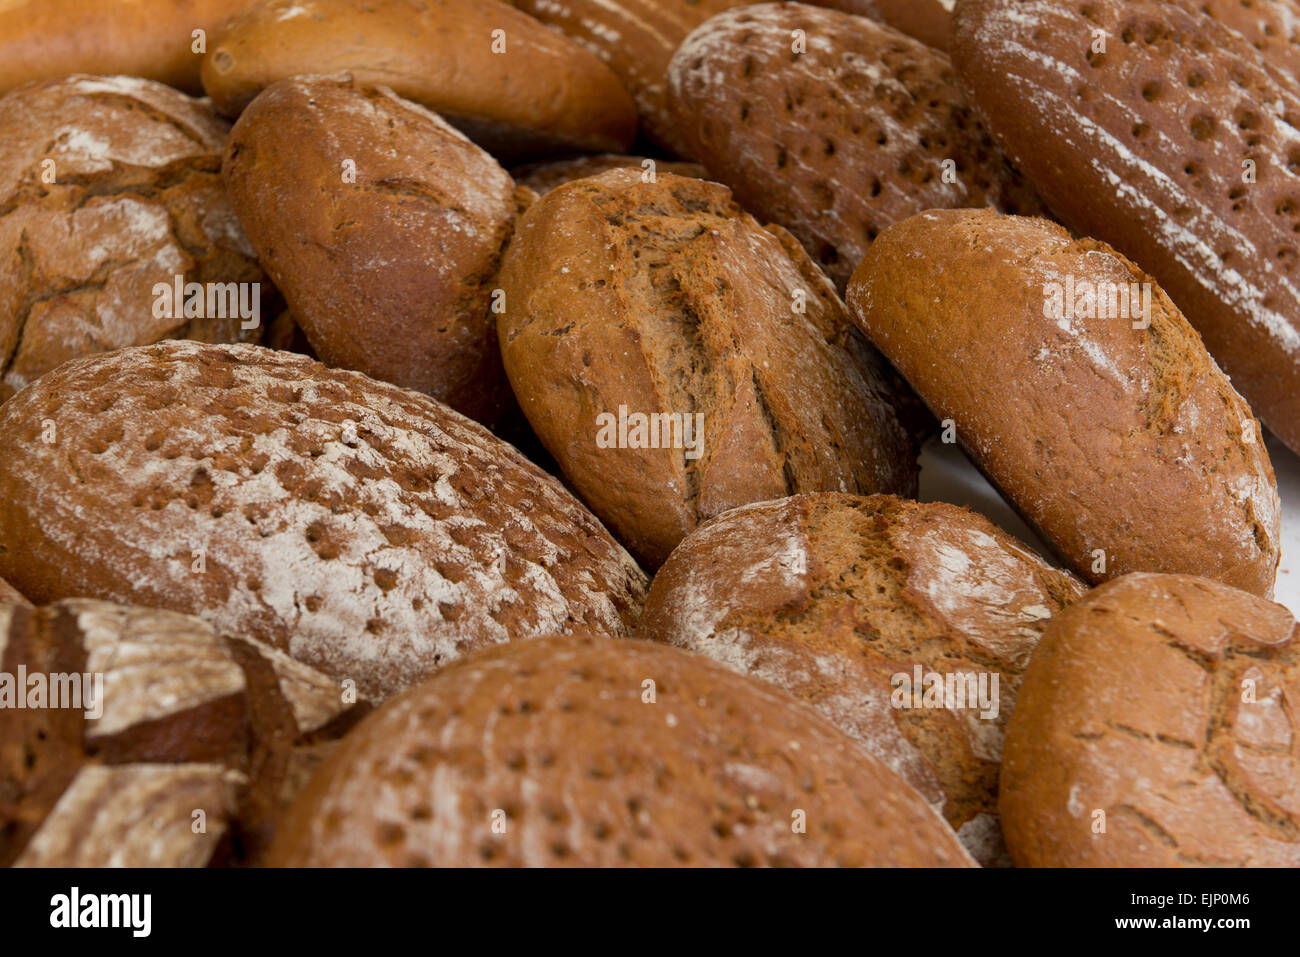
[
  {"xmin": 497, "ymin": 168, "xmax": 918, "ymax": 568},
  {"xmin": 0, "ymin": 75, "xmax": 269, "ymax": 402},
  {"xmin": 224, "ymin": 76, "xmax": 516, "ymax": 426},
  {"xmin": 267, "ymin": 632, "xmax": 976, "ymax": 867},
  {"xmin": 848, "ymin": 207, "xmax": 1280, "ymax": 596},
  {"xmin": 637, "ymin": 493, "xmax": 1086, "ymax": 865},
  {"xmin": 0, "ymin": 341, "xmax": 649, "ymax": 702},
  {"xmin": 1000, "ymin": 572, "xmax": 1300, "ymax": 867}
]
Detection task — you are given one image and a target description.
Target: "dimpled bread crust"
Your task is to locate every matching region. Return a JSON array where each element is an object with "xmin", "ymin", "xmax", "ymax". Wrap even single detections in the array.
[
  {"xmin": 952, "ymin": 0, "xmax": 1300, "ymax": 453},
  {"xmin": 0, "ymin": 75, "xmax": 269, "ymax": 402},
  {"xmin": 267, "ymin": 633, "xmax": 977, "ymax": 867},
  {"xmin": 849, "ymin": 207, "xmax": 1280, "ymax": 596},
  {"xmin": 666, "ymin": 2, "xmax": 1046, "ymax": 289},
  {"xmin": 0, "ymin": 342, "xmax": 648, "ymax": 702},
  {"xmin": 497, "ymin": 168, "xmax": 918, "ymax": 568},
  {"xmin": 1000, "ymin": 573, "xmax": 1300, "ymax": 867},
  {"xmin": 637, "ymin": 493, "xmax": 1086, "ymax": 865}
]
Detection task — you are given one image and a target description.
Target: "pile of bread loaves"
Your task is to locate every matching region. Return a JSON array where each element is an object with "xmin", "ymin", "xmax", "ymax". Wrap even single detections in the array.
[{"xmin": 0, "ymin": 0, "xmax": 1297, "ymax": 869}]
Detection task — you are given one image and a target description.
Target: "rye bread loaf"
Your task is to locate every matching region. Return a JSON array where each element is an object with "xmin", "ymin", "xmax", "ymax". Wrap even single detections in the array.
[
  {"xmin": 637, "ymin": 493, "xmax": 1086, "ymax": 865},
  {"xmin": 849, "ymin": 208, "xmax": 1280, "ymax": 596},
  {"xmin": 0, "ymin": 341, "xmax": 649, "ymax": 702},
  {"xmin": 268, "ymin": 633, "xmax": 976, "ymax": 867},
  {"xmin": 0, "ymin": 75, "xmax": 268, "ymax": 403},
  {"xmin": 1000, "ymin": 573, "xmax": 1300, "ymax": 867},
  {"xmin": 201, "ymin": 0, "xmax": 638, "ymax": 158},
  {"xmin": 224, "ymin": 76, "xmax": 518, "ymax": 426},
  {"xmin": 952, "ymin": 0, "xmax": 1300, "ymax": 453},
  {"xmin": 512, "ymin": 154, "xmax": 709, "ymax": 196},
  {"xmin": 665, "ymin": 2, "xmax": 1045, "ymax": 289},
  {"xmin": 809, "ymin": 0, "xmax": 954, "ymax": 51},
  {"xmin": 0, "ymin": 598, "xmax": 354, "ymax": 867},
  {"xmin": 496, "ymin": 169, "xmax": 917, "ymax": 568},
  {"xmin": 0, "ymin": 0, "xmax": 263, "ymax": 97},
  {"xmin": 510, "ymin": 0, "xmax": 750, "ymax": 155}
]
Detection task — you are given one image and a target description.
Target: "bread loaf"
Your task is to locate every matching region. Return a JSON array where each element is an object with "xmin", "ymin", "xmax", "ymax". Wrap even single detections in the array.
[
  {"xmin": 848, "ymin": 208, "xmax": 1280, "ymax": 596},
  {"xmin": 497, "ymin": 169, "xmax": 917, "ymax": 567},
  {"xmin": 268, "ymin": 633, "xmax": 976, "ymax": 866},
  {"xmin": 0, "ymin": 342, "xmax": 649, "ymax": 702},
  {"xmin": 0, "ymin": 75, "xmax": 269, "ymax": 402},
  {"xmin": 1000, "ymin": 573, "xmax": 1300, "ymax": 867}
]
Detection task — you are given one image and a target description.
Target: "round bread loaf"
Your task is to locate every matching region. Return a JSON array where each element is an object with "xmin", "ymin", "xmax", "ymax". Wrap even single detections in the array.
[
  {"xmin": 637, "ymin": 493, "xmax": 1086, "ymax": 865},
  {"xmin": 201, "ymin": 0, "xmax": 638, "ymax": 158},
  {"xmin": 1000, "ymin": 572, "xmax": 1300, "ymax": 867},
  {"xmin": 510, "ymin": 0, "xmax": 750, "ymax": 155},
  {"xmin": 267, "ymin": 633, "xmax": 976, "ymax": 867},
  {"xmin": 0, "ymin": 75, "xmax": 268, "ymax": 403},
  {"xmin": 0, "ymin": 598, "xmax": 354, "ymax": 867},
  {"xmin": 497, "ymin": 168, "xmax": 917, "ymax": 568},
  {"xmin": 0, "ymin": 341, "xmax": 649, "ymax": 702},
  {"xmin": 952, "ymin": 0, "xmax": 1300, "ymax": 453},
  {"xmin": 665, "ymin": 2, "xmax": 1045, "ymax": 289},
  {"xmin": 808, "ymin": 0, "xmax": 953, "ymax": 51},
  {"xmin": 224, "ymin": 76, "xmax": 518, "ymax": 426},
  {"xmin": 848, "ymin": 208, "xmax": 1280, "ymax": 596},
  {"xmin": 512, "ymin": 154, "xmax": 709, "ymax": 196},
  {"xmin": 0, "ymin": 0, "xmax": 264, "ymax": 97}
]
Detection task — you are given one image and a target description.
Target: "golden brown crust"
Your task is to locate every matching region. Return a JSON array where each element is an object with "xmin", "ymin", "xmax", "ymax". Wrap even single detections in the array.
[
  {"xmin": 267, "ymin": 633, "xmax": 976, "ymax": 867},
  {"xmin": 1000, "ymin": 573, "xmax": 1300, "ymax": 867}
]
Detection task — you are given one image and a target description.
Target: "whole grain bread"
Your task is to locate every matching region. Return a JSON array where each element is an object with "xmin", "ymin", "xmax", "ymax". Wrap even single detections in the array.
[
  {"xmin": 848, "ymin": 208, "xmax": 1280, "ymax": 596},
  {"xmin": 201, "ymin": 0, "xmax": 638, "ymax": 159},
  {"xmin": 512, "ymin": 154, "xmax": 709, "ymax": 196},
  {"xmin": 0, "ymin": 341, "xmax": 648, "ymax": 702},
  {"xmin": 0, "ymin": 75, "xmax": 269, "ymax": 402},
  {"xmin": 497, "ymin": 169, "xmax": 917, "ymax": 568},
  {"xmin": 952, "ymin": 0, "xmax": 1300, "ymax": 453},
  {"xmin": 224, "ymin": 76, "xmax": 517, "ymax": 426},
  {"xmin": 665, "ymin": 2, "xmax": 1045, "ymax": 289},
  {"xmin": 637, "ymin": 493, "xmax": 1086, "ymax": 865},
  {"xmin": 267, "ymin": 633, "xmax": 976, "ymax": 867},
  {"xmin": 808, "ymin": 0, "xmax": 954, "ymax": 51},
  {"xmin": 0, "ymin": 598, "xmax": 355, "ymax": 867},
  {"xmin": 1000, "ymin": 572, "xmax": 1300, "ymax": 867}
]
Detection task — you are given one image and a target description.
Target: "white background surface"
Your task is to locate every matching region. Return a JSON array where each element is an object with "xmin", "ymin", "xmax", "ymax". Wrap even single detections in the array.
[{"xmin": 917, "ymin": 432, "xmax": 1300, "ymax": 615}]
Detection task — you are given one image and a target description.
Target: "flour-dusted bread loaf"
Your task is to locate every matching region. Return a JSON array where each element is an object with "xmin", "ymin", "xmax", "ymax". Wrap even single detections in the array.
[
  {"xmin": 808, "ymin": 0, "xmax": 954, "ymax": 51},
  {"xmin": 666, "ymin": 2, "xmax": 1045, "ymax": 289},
  {"xmin": 0, "ymin": 0, "xmax": 264, "ymax": 96},
  {"xmin": 512, "ymin": 154, "xmax": 709, "ymax": 196},
  {"xmin": 952, "ymin": 0, "xmax": 1300, "ymax": 453},
  {"xmin": 1000, "ymin": 573, "xmax": 1300, "ymax": 867},
  {"xmin": 497, "ymin": 169, "xmax": 917, "ymax": 568},
  {"xmin": 201, "ymin": 0, "xmax": 638, "ymax": 158},
  {"xmin": 224, "ymin": 77, "xmax": 518, "ymax": 426},
  {"xmin": 0, "ymin": 598, "xmax": 354, "ymax": 867},
  {"xmin": 0, "ymin": 342, "xmax": 648, "ymax": 702},
  {"xmin": 637, "ymin": 493, "xmax": 1086, "ymax": 865},
  {"xmin": 268, "ymin": 633, "xmax": 976, "ymax": 867},
  {"xmin": 0, "ymin": 75, "xmax": 269, "ymax": 402},
  {"xmin": 848, "ymin": 208, "xmax": 1280, "ymax": 596},
  {"xmin": 510, "ymin": 0, "xmax": 750, "ymax": 155}
]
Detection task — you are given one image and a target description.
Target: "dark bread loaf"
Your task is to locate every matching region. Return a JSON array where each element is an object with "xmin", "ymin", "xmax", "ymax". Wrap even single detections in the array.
[
  {"xmin": 0, "ymin": 342, "xmax": 648, "ymax": 702},
  {"xmin": 666, "ymin": 2, "xmax": 1045, "ymax": 289},
  {"xmin": 0, "ymin": 75, "xmax": 268, "ymax": 402},
  {"xmin": 512, "ymin": 153, "xmax": 709, "ymax": 196},
  {"xmin": 267, "ymin": 633, "xmax": 976, "ymax": 866},
  {"xmin": 952, "ymin": 0, "xmax": 1300, "ymax": 453},
  {"xmin": 497, "ymin": 169, "xmax": 917, "ymax": 568},
  {"xmin": 848, "ymin": 208, "xmax": 1280, "ymax": 596},
  {"xmin": 201, "ymin": 0, "xmax": 638, "ymax": 158},
  {"xmin": 224, "ymin": 77, "xmax": 517, "ymax": 426},
  {"xmin": 1000, "ymin": 573, "xmax": 1300, "ymax": 867},
  {"xmin": 637, "ymin": 493, "xmax": 1086, "ymax": 865},
  {"xmin": 808, "ymin": 0, "xmax": 953, "ymax": 51},
  {"xmin": 0, "ymin": 598, "xmax": 353, "ymax": 867}
]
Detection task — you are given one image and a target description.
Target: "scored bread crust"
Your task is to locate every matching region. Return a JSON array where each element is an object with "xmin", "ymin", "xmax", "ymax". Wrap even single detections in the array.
[
  {"xmin": 497, "ymin": 169, "xmax": 918, "ymax": 568},
  {"xmin": 848, "ymin": 207, "xmax": 1280, "ymax": 596},
  {"xmin": 267, "ymin": 633, "xmax": 976, "ymax": 867},
  {"xmin": 1000, "ymin": 573, "xmax": 1300, "ymax": 867},
  {"xmin": 0, "ymin": 341, "xmax": 648, "ymax": 702}
]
